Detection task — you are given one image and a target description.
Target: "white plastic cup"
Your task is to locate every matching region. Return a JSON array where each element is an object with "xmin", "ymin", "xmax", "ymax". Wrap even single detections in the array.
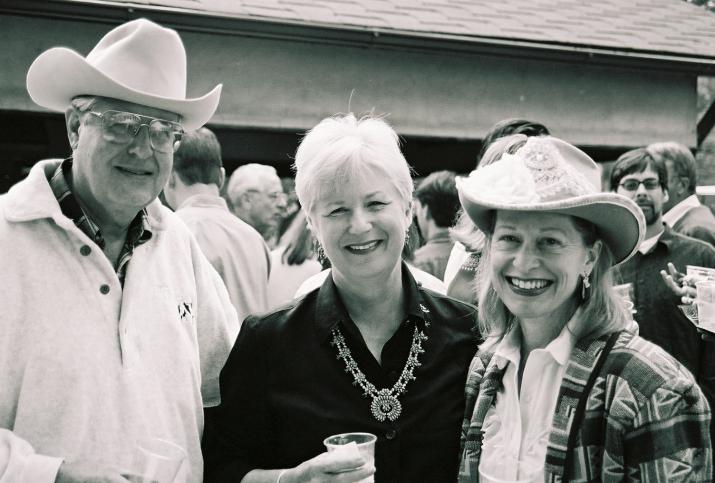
[
  {"xmin": 123, "ymin": 438, "xmax": 186, "ymax": 483},
  {"xmin": 323, "ymin": 432, "xmax": 376, "ymax": 483},
  {"xmin": 696, "ymin": 280, "xmax": 715, "ymax": 332}
]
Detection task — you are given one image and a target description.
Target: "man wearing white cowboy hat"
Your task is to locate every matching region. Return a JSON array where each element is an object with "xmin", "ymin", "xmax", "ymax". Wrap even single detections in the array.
[{"xmin": 0, "ymin": 19, "xmax": 238, "ymax": 483}]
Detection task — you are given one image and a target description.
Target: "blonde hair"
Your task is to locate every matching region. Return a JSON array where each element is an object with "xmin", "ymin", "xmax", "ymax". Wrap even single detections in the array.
[
  {"xmin": 476, "ymin": 215, "xmax": 631, "ymax": 343},
  {"xmin": 293, "ymin": 113, "xmax": 413, "ymax": 214}
]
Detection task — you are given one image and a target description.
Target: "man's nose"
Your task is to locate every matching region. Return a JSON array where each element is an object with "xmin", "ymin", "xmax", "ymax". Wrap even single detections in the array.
[{"xmin": 127, "ymin": 124, "xmax": 153, "ymax": 158}]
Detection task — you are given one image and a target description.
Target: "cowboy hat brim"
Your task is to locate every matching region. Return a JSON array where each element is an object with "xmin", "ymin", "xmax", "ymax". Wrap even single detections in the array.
[
  {"xmin": 458, "ymin": 190, "xmax": 645, "ymax": 265},
  {"xmin": 27, "ymin": 47, "xmax": 222, "ymax": 131}
]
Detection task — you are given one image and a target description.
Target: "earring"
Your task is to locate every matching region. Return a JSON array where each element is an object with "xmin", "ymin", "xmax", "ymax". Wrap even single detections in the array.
[
  {"xmin": 581, "ymin": 272, "xmax": 591, "ymax": 300},
  {"xmin": 311, "ymin": 237, "xmax": 325, "ymax": 259}
]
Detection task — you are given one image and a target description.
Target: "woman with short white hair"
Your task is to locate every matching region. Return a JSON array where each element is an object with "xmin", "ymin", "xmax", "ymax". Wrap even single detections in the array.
[{"xmin": 204, "ymin": 114, "xmax": 477, "ymax": 483}]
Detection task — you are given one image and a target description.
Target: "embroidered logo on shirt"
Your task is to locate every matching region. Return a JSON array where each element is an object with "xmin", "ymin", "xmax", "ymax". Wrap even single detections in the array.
[{"xmin": 178, "ymin": 301, "xmax": 193, "ymax": 323}]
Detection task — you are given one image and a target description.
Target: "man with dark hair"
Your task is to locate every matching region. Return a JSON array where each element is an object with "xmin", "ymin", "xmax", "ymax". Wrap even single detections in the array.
[
  {"xmin": 648, "ymin": 141, "xmax": 715, "ymax": 246},
  {"xmin": 412, "ymin": 170, "xmax": 460, "ymax": 280},
  {"xmin": 476, "ymin": 118, "xmax": 550, "ymax": 163},
  {"xmin": 164, "ymin": 127, "xmax": 271, "ymax": 323},
  {"xmin": 610, "ymin": 147, "xmax": 715, "ymax": 443}
]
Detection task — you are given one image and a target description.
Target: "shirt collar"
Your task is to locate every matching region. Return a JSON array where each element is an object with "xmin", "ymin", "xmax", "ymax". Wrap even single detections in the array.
[
  {"xmin": 663, "ymin": 194, "xmax": 700, "ymax": 227},
  {"xmin": 48, "ymin": 158, "xmax": 152, "ymax": 248},
  {"xmin": 176, "ymin": 193, "xmax": 229, "ymax": 211},
  {"xmin": 638, "ymin": 223, "xmax": 676, "ymax": 255},
  {"xmin": 493, "ymin": 313, "xmax": 578, "ymax": 369},
  {"xmin": 314, "ymin": 261, "xmax": 430, "ymax": 342}
]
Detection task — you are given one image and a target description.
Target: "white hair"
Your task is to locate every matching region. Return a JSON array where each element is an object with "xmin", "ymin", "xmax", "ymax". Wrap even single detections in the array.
[
  {"xmin": 226, "ymin": 163, "xmax": 280, "ymax": 201},
  {"xmin": 293, "ymin": 113, "xmax": 413, "ymax": 214}
]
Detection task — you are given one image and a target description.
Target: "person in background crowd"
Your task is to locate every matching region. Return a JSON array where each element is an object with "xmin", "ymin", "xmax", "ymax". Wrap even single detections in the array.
[
  {"xmin": 203, "ymin": 113, "xmax": 477, "ymax": 483},
  {"xmin": 457, "ymin": 136, "xmax": 711, "ymax": 481},
  {"xmin": 444, "ymin": 119, "xmax": 550, "ymax": 303},
  {"xmin": 446, "ymin": 135, "xmax": 533, "ymax": 304},
  {"xmin": 226, "ymin": 163, "xmax": 287, "ymax": 246},
  {"xmin": 610, "ymin": 147, "xmax": 715, "ymax": 444},
  {"xmin": 648, "ymin": 141, "xmax": 715, "ymax": 246},
  {"xmin": 412, "ymin": 170, "xmax": 460, "ymax": 280},
  {"xmin": 275, "ymin": 177, "xmax": 300, "ymax": 241},
  {"xmin": 266, "ymin": 209, "xmax": 323, "ymax": 309},
  {"xmin": 164, "ymin": 127, "xmax": 271, "ymax": 323},
  {"xmin": 0, "ymin": 19, "xmax": 238, "ymax": 482}
]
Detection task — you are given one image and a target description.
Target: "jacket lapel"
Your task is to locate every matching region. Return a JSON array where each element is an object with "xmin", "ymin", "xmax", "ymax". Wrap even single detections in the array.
[
  {"xmin": 459, "ymin": 350, "xmax": 507, "ymax": 482},
  {"xmin": 544, "ymin": 333, "xmax": 610, "ymax": 480}
]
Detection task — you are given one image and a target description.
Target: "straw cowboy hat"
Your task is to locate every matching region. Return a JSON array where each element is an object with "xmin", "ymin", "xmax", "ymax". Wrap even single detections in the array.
[
  {"xmin": 456, "ymin": 136, "xmax": 645, "ymax": 265},
  {"xmin": 26, "ymin": 18, "xmax": 221, "ymax": 131}
]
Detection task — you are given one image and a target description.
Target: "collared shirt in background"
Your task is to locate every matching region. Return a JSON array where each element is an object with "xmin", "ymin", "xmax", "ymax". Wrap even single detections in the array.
[
  {"xmin": 613, "ymin": 224, "xmax": 715, "ymax": 444},
  {"xmin": 663, "ymin": 194, "xmax": 715, "ymax": 247},
  {"xmin": 175, "ymin": 193, "xmax": 271, "ymax": 322},
  {"xmin": 663, "ymin": 194, "xmax": 700, "ymax": 228},
  {"xmin": 411, "ymin": 230, "xmax": 454, "ymax": 280}
]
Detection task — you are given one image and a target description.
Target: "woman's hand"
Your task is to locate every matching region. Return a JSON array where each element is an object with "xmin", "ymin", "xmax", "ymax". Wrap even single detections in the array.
[{"xmin": 281, "ymin": 451, "xmax": 375, "ymax": 483}]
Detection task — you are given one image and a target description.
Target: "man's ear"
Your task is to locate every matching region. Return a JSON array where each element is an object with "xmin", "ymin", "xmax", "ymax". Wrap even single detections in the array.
[
  {"xmin": 65, "ymin": 109, "xmax": 81, "ymax": 151},
  {"xmin": 218, "ymin": 167, "xmax": 226, "ymax": 190},
  {"xmin": 663, "ymin": 189, "xmax": 670, "ymax": 204},
  {"xmin": 167, "ymin": 171, "xmax": 178, "ymax": 189}
]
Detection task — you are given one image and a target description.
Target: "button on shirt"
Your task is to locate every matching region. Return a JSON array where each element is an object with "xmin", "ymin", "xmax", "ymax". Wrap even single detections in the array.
[{"xmin": 479, "ymin": 320, "xmax": 576, "ymax": 482}]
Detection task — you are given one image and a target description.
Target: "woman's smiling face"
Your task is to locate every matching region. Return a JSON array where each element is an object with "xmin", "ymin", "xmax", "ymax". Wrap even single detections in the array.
[
  {"xmin": 308, "ymin": 168, "xmax": 411, "ymax": 283},
  {"xmin": 489, "ymin": 210, "xmax": 599, "ymax": 327}
]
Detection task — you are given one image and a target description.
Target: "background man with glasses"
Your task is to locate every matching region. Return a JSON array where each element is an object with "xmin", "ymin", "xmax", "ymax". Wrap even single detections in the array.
[
  {"xmin": 0, "ymin": 19, "xmax": 238, "ymax": 482},
  {"xmin": 226, "ymin": 163, "xmax": 287, "ymax": 247},
  {"xmin": 610, "ymin": 148, "xmax": 715, "ymax": 446}
]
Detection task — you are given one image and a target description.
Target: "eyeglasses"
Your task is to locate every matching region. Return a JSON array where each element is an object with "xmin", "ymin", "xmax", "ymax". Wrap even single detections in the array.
[
  {"xmin": 618, "ymin": 178, "xmax": 661, "ymax": 192},
  {"xmin": 246, "ymin": 189, "xmax": 287, "ymax": 203},
  {"xmin": 85, "ymin": 110, "xmax": 184, "ymax": 153}
]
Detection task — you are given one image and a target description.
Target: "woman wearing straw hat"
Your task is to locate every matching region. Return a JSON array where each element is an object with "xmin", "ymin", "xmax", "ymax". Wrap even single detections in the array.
[{"xmin": 456, "ymin": 136, "xmax": 712, "ymax": 482}]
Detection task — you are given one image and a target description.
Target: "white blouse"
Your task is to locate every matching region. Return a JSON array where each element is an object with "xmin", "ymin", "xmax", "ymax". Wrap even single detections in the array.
[{"xmin": 478, "ymin": 320, "xmax": 577, "ymax": 482}]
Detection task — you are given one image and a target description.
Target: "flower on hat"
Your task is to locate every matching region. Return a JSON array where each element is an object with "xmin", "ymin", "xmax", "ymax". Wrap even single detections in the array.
[{"xmin": 457, "ymin": 153, "xmax": 539, "ymax": 205}]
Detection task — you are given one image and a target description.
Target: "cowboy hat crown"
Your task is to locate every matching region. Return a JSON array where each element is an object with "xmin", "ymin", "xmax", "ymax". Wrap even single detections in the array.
[
  {"xmin": 26, "ymin": 18, "xmax": 221, "ymax": 131},
  {"xmin": 456, "ymin": 136, "xmax": 645, "ymax": 265}
]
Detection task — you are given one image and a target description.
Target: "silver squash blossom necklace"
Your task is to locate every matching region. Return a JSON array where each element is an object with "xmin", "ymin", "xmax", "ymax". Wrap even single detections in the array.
[{"xmin": 331, "ymin": 324, "xmax": 428, "ymax": 422}]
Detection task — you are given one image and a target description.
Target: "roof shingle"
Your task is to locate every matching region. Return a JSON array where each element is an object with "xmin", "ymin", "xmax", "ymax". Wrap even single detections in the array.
[{"xmin": 69, "ymin": 0, "xmax": 715, "ymax": 58}]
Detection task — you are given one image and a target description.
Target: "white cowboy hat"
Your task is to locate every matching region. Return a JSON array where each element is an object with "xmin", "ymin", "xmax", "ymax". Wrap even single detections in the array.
[
  {"xmin": 26, "ymin": 18, "xmax": 221, "ymax": 131},
  {"xmin": 456, "ymin": 136, "xmax": 645, "ymax": 265}
]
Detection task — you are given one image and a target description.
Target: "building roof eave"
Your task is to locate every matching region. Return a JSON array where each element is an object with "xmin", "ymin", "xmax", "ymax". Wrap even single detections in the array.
[{"xmin": 3, "ymin": 0, "xmax": 714, "ymax": 75}]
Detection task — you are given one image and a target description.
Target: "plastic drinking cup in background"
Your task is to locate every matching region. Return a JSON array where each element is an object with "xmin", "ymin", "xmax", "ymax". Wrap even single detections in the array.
[
  {"xmin": 696, "ymin": 280, "xmax": 715, "ymax": 333},
  {"xmin": 122, "ymin": 438, "xmax": 186, "ymax": 483}
]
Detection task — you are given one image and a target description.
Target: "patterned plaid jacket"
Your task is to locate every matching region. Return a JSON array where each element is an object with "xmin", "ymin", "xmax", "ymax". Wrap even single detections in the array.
[{"xmin": 459, "ymin": 330, "xmax": 712, "ymax": 482}]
